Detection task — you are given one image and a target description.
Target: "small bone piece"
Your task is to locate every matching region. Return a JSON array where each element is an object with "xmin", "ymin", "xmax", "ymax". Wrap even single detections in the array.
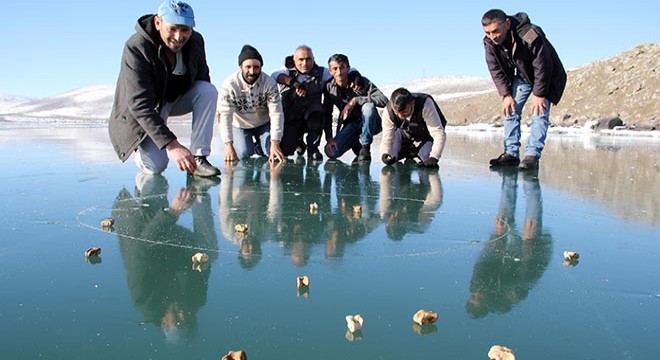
[
  {"xmin": 412, "ymin": 309, "xmax": 439, "ymax": 325},
  {"xmin": 563, "ymin": 251, "xmax": 580, "ymax": 261},
  {"xmin": 309, "ymin": 202, "xmax": 319, "ymax": 214},
  {"xmin": 191, "ymin": 252, "xmax": 209, "ymax": 263},
  {"xmin": 235, "ymin": 224, "xmax": 249, "ymax": 233},
  {"xmin": 352, "ymin": 205, "xmax": 362, "ymax": 214},
  {"xmin": 221, "ymin": 350, "xmax": 247, "ymax": 360},
  {"xmin": 297, "ymin": 276, "xmax": 310, "ymax": 288},
  {"xmin": 100, "ymin": 218, "xmax": 114, "ymax": 227},
  {"xmin": 84, "ymin": 247, "xmax": 102, "ymax": 257},
  {"xmin": 345, "ymin": 314, "xmax": 364, "ymax": 333},
  {"xmin": 488, "ymin": 345, "xmax": 516, "ymax": 360}
]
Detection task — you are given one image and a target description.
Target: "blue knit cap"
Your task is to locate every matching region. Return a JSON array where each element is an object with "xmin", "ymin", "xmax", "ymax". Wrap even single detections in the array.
[{"xmin": 157, "ymin": 1, "xmax": 195, "ymax": 27}]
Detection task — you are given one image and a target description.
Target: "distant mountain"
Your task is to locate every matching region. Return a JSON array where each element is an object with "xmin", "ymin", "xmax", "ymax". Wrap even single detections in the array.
[
  {"xmin": 0, "ymin": 95, "xmax": 33, "ymax": 110},
  {"xmin": 0, "ymin": 77, "xmax": 493, "ymax": 126},
  {"xmin": 1, "ymin": 44, "xmax": 657, "ymax": 131},
  {"xmin": 0, "ymin": 84, "xmax": 114, "ymax": 124},
  {"xmin": 438, "ymin": 43, "xmax": 659, "ymax": 130}
]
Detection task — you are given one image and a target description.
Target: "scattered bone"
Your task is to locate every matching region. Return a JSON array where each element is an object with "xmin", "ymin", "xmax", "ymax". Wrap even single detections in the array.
[
  {"xmin": 191, "ymin": 252, "xmax": 209, "ymax": 263},
  {"xmin": 412, "ymin": 309, "xmax": 438, "ymax": 325},
  {"xmin": 84, "ymin": 247, "xmax": 102, "ymax": 257},
  {"xmin": 100, "ymin": 218, "xmax": 114, "ymax": 228},
  {"xmin": 309, "ymin": 202, "xmax": 319, "ymax": 214},
  {"xmin": 221, "ymin": 350, "xmax": 247, "ymax": 360},
  {"xmin": 488, "ymin": 345, "xmax": 516, "ymax": 360},
  {"xmin": 563, "ymin": 251, "xmax": 580, "ymax": 261},
  {"xmin": 235, "ymin": 224, "xmax": 249, "ymax": 233},
  {"xmin": 346, "ymin": 314, "xmax": 364, "ymax": 333},
  {"xmin": 297, "ymin": 276, "xmax": 310, "ymax": 288}
]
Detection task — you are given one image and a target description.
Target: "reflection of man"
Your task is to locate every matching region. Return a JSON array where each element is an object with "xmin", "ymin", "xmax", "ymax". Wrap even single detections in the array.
[
  {"xmin": 112, "ymin": 174, "xmax": 219, "ymax": 342},
  {"xmin": 379, "ymin": 164, "xmax": 443, "ymax": 240},
  {"xmin": 323, "ymin": 161, "xmax": 381, "ymax": 259},
  {"xmin": 218, "ymin": 159, "xmax": 280, "ymax": 269},
  {"xmin": 466, "ymin": 169, "xmax": 552, "ymax": 318}
]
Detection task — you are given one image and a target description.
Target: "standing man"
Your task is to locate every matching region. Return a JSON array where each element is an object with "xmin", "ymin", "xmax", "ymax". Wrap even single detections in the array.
[
  {"xmin": 323, "ymin": 54, "xmax": 388, "ymax": 162},
  {"xmin": 271, "ymin": 45, "xmax": 332, "ymax": 161},
  {"xmin": 109, "ymin": 1, "xmax": 220, "ymax": 177},
  {"xmin": 218, "ymin": 45, "xmax": 286, "ymax": 163},
  {"xmin": 482, "ymin": 9, "xmax": 566, "ymax": 170},
  {"xmin": 380, "ymin": 88, "xmax": 447, "ymax": 169}
]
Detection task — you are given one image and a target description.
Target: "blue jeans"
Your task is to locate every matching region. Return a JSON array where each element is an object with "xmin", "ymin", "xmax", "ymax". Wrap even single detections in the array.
[
  {"xmin": 503, "ymin": 76, "xmax": 551, "ymax": 158},
  {"xmin": 232, "ymin": 122, "xmax": 271, "ymax": 159},
  {"xmin": 326, "ymin": 103, "xmax": 382, "ymax": 158}
]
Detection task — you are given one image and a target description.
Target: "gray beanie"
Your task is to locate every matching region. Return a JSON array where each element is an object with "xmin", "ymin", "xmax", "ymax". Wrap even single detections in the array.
[{"xmin": 238, "ymin": 45, "xmax": 263, "ymax": 66}]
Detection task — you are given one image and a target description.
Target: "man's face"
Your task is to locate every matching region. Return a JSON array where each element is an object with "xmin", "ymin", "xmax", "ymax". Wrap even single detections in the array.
[
  {"xmin": 294, "ymin": 48, "xmax": 314, "ymax": 74},
  {"xmin": 483, "ymin": 18, "xmax": 510, "ymax": 45},
  {"xmin": 240, "ymin": 59, "xmax": 262, "ymax": 84},
  {"xmin": 328, "ymin": 60, "xmax": 349, "ymax": 87},
  {"xmin": 154, "ymin": 16, "xmax": 193, "ymax": 53},
  {"xmin": 393, "ymin": 102, "xmax": 414, "ymax": 119}
]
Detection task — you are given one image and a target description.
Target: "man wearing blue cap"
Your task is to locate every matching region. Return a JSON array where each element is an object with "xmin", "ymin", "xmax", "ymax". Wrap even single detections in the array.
[{"xmin": 109, "ymin": 1, "xmax": 221, "ymax": 177}]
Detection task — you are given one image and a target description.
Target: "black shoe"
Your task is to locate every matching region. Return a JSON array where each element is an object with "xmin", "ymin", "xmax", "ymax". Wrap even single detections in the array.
[
  {"xmin": 295, "ymin": 143, "xmax": 307, "ymax": 156},
  {"xmin": 193, "ymin": 156, "xmax": 221, "ymax": 177},
  {"xmin": 357, "ymin": 145, "xmax": 371, "ymax": 162},
  {"xmin": 489, "ymin": 153, "xmax": 520, "ymax": 167},
  {"xmin": 308, "ymin": 148, "xmax": 323, "ymax": 161},
  {"xmin": 519, "ymin": 155, "xmax": 539, "ymax": 171}
]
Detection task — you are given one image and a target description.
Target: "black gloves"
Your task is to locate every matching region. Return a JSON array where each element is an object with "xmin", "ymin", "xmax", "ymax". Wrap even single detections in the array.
[
  {"xmin": 421, "ymin": 157, "xmax": 439, "ymax": 168},
  {"xmin": 382, "ymin": 154, "xmax": 397, "ymax": 165}
]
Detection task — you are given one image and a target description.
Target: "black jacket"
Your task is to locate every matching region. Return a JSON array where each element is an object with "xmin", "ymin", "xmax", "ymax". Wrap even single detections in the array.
[{"xmin": 484, "ymin": 12, "xmax": 566, "ymax": 105}]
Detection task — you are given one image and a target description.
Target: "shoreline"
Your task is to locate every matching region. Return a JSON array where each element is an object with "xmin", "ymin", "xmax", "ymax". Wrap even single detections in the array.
[{"xmin": 1, "ymin": 119, "xmax": 658, "ymax": 140}]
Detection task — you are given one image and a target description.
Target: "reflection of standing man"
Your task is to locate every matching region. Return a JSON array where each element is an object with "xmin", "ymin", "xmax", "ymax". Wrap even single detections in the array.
[
  {"xmin": 466, "ymin": 169, "xmax": 552, "ymax": 318},
  {"xmin": 109, "ymin": 1, "xmax": 221, "ymax": 177},
  {"xmin": 112, "ymin": 174, "xmax": 219, "ymax": 342},
  {"xmin": 482, "ymin": 9, "xmax": 566, "ymax": 171}
]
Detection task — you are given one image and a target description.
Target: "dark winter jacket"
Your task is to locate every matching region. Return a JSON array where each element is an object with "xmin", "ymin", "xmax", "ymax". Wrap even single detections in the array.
[
  {"xmin": 322, "ymin": 74, "xmax": 389, "ymax": 139},
  {"xmin": 484, "ymin": 12, "xmax": 566, "ymax": 105},
  {"xmin": 108, "ymin": 14, "xmax": 211, "ymax": 161}
]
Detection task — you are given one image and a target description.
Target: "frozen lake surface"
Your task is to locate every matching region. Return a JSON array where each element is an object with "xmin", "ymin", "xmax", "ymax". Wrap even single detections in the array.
[{"xmin": 0, "ymin": 125, "xmax": 658, "ymax": 359}]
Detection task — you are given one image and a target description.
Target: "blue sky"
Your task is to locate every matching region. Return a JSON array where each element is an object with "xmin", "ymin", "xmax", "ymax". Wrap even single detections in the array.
[{"xmin": 3, "ymin": 0, "xmax": 659, "ymax": 98}]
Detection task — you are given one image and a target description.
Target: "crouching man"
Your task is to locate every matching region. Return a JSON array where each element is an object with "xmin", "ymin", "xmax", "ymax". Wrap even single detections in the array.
[
  {"xmin": 218, "ymin": 44, "xmax": 285, "ymax": 163},
  {"xmin": 380, "ymin": 88, "xmax": 447, "ymax": 169},
  {"xmin": 322, "ymin": 54, "xmax": 388, "ymax": 162}
]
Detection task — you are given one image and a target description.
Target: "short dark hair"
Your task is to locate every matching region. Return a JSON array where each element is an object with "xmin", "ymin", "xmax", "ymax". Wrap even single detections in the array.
[
  {"xmin": 482, "ymin": 9, "xmax": 507, "ymax": 26},
  {"xmin": 328, "ymin": 54, "xmax": 350, "ymax": 67},
  {"xmin": 390, "ymin": 88, "xmax": 413, "ymax": 112}
]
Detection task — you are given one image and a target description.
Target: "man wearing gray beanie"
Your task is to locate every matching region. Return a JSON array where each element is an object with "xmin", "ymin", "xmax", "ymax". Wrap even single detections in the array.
[{"xmin": 218, "ymin": 44, "xmax": 286, "ymax": 163}]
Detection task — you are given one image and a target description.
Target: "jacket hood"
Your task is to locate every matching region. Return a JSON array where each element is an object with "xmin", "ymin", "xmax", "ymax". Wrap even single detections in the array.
[{"xmin": 135, "ymin": 14, "xmax": 160, "ymax": 46}]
